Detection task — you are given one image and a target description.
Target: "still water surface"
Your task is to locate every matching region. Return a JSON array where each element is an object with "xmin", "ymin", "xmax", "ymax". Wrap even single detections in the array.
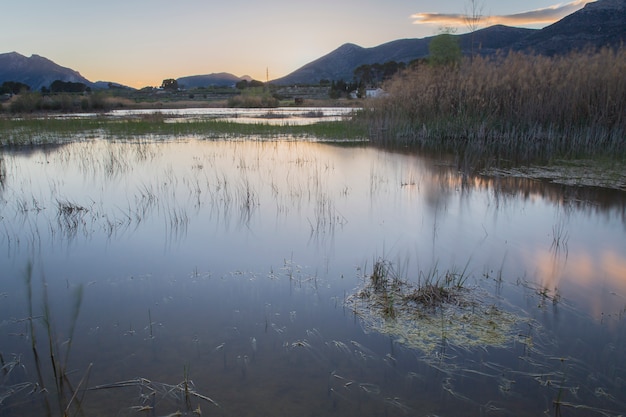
[{"xmin": 0, "ymin": 128, "xmax": 625, "ymax": 416}]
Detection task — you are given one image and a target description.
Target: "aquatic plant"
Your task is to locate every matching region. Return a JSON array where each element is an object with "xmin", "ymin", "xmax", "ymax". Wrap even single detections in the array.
[
  {"xmin": 348, "ymin": 258, "xmax": 527, "ymax": 354},
  {"xmin": 20, "ymin": 262, "xmax": 89, "ymax": 416},
  {"xmin": 87, "ymin": 370, "xmax": 220, "ymax": 415}
]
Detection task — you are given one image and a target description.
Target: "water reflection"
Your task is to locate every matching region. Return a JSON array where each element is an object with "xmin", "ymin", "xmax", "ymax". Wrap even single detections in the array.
[
  {"xmin": 1, "ymin": 137, "xmax": 625, "ymax": 416},
  {"xmin": 54, "ymin": 107, "xmax": 358, "ymax": 125}
]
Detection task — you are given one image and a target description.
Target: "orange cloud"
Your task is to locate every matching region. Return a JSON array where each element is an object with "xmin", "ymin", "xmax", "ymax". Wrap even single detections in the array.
[{"xmin": 412, "ymin": 0, "xmax": 594, "ymax": 28}]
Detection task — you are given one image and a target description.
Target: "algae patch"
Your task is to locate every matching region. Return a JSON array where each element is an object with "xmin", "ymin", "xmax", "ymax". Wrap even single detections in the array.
[
  {"xmin": 483, "ymin": 159, "xmax": 626, "ymax": 191},
  {"xmin": 346, "ymin": 260, "xmax": 528, "ymax": 354}
]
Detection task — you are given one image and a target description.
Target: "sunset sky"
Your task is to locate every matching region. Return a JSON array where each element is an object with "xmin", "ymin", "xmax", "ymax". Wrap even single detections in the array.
[{"xmin": 3, "ymin": 0, "xmax": 594, "ymax": 88}]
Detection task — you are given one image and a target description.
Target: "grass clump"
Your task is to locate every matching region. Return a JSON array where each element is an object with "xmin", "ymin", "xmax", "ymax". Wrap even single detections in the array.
[
  {"xmin": 362, "ymin": 47, "xmax": 626, "ymax": 168},
  {"xmin": 347, "ymin": 258, "xmax": 525, "ymax": 353}
]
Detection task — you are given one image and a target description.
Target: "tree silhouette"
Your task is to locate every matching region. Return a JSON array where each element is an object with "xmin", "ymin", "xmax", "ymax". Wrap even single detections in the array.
[{"xmin": 161, "ymin": 79, "xmax": 179, "ymax": 91}]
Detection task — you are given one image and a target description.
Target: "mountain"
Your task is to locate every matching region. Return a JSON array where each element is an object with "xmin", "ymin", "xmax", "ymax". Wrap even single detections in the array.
[
  {"xmin": 512, "ymin": 0, "xmax": 626, "ymax": 54},
  {"xmin": 0, "ymin": 52, "xmax": 93, "ymax": 91},
  {"xmin": 2, "ymin": 0, "xmax": 624, "ymax": 91},
  {"xmin": 176, "ymin": 73, "xmax": 252, "ymax": 89},
  {"xmin": 272, "ymin": 0, "xmax": 626, "ymax": 85},
  {"xmin": 271, "ymin": 26, "xmax": 536, "ymax": 85}
]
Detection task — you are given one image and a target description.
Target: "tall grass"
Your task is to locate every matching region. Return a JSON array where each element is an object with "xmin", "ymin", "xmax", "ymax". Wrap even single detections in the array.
[
  {"xmin": 362, "ymin": 47, "xmax": 626, "ymax": 167},
  {"xmin": 23, "ymin": 261, "xmax": 89, "ymax": 416},
  {"xmin": 5, "ymin": 92, "xmax": 118, "ymax": 113}
]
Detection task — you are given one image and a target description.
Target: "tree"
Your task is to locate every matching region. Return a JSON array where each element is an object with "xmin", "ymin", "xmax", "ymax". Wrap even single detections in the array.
[
  {"xmin": 464, "ymin": 0, "xmax": 484, "ymax": 57},
  {"xmin": 236, "ymin": 80, "xmax": 249, "ymax": 90},
  {"xmin": 0, "ymin": 81, "xmax": 30, "ymax": 95},
  {"xmin": 160, "ymin": 78, "xmax": 179, "ymax": 91},
  {"xmin": 428, "ymin": 29, "xmax": 462, "ymax": 67},
  {"xmin": 49, "ymin": 80, "xmax": 87, "ymax": 93}
]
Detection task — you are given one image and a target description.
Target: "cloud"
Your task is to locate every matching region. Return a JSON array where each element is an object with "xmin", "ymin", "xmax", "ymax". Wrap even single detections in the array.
[{"xmin": 412, "ymin": 0, "xmax": 594, "ymax": 28}]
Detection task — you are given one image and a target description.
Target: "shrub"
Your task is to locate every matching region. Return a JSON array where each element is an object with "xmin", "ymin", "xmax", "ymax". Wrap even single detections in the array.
[{"xmin": 9, "ymin": 92, "xmax": 43, "ymax": 113}]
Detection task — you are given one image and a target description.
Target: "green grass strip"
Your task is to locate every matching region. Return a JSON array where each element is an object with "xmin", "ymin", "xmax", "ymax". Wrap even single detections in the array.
[{"xmin": 0, "ymin": 116, "xmax": 368, "ymax": 146}]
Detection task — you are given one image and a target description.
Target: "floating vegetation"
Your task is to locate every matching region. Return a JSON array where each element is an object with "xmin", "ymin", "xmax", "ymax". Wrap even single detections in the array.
[
  {"xmin": 346, "ymin": 258, "xmax": 528, "ymax": 354},
  {"xmin": 88, "ymin": 374, "xmax": 220, "ymax": 415}
]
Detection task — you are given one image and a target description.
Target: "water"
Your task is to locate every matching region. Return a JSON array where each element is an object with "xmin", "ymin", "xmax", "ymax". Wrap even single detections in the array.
[
  {"xmin": 1, "ymin": 126, "xmax": 625, "ymax": 416},
  {"xmin": 57, "ymin": 106, "xmax": 358, "ymax": 125}
]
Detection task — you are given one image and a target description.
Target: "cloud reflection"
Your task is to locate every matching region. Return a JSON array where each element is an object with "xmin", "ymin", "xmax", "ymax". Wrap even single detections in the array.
[
  {"xmin": 412, "ymin": 0, "xmax": 594, "ymax": 28},
  {"xmin": 527, "ymin": 247, "xmax": 626, "ymax": 321}
]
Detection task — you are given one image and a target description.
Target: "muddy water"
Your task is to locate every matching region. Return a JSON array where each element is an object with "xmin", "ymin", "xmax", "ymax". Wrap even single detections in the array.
[{"xmin": 1, "ymin": 136, "xmax": 625, "ymax": 416}]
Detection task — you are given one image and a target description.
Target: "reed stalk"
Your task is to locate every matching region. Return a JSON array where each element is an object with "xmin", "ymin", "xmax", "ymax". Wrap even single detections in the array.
[
  {"xmin": 362, "ymin": 47, "xmax": 626, "ymax": 168},
  {"xmin": 22, "ymin": 261, "xmax": 86, "ymax": 416}
]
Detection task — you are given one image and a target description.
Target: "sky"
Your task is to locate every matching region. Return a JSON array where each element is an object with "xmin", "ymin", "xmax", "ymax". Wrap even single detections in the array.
[{"xmin": 3, "ymin": 0, "xmax": 595, "ymax": 88}]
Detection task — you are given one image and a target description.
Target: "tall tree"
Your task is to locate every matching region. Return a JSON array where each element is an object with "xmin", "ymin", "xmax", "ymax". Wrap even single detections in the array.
[
  {"xmin": 428, "ymin": 28, "xmax": 462, "ymax": 67},
  {"xmin": 464, "ymin": 0, "xmax": 484, "ymax": 57}
]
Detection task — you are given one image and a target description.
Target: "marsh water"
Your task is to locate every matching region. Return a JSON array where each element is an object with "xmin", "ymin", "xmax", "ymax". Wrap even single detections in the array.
[{"xmin": 1, "ymin": 110, "xmax": 625, "ymax": 416}]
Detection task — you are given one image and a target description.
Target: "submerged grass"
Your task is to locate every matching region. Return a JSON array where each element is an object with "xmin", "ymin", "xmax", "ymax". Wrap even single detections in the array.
[
  {"xmin": 0, "ymin": 116, "xmax": 368, "ymax": 146},
  {"xmin": 347, "ymin": 258, "xmax": 527, "ymax": 354}
]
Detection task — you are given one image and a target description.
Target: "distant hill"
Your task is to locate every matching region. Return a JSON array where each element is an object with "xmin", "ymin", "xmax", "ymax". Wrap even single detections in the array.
[
  {"xmin": 272, "ymin": 0, "xmax": 626, "ymax": 85},
  {"xmin": 2, "ymin": 0, "xmax": 624, "ymax": 90},
  {"xmin": 0, "ymin": 52, "xmax": 93, "ymax": 91},
  {"xmin": 272, "ymin": 26, "xmax": 536, "ymax": 85},
  {"xmin": 512, "ymin": 0, "xmax": 626, "ymax": 54},
  {"xmin": 176, "ymin": 73, "xmax": 253, "ymax": 89}
]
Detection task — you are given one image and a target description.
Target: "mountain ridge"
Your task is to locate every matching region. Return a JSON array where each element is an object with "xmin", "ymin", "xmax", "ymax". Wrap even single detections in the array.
[
  {"xmin": 273, "ymin": 0, "xmax": 625, "ymax": 85},
  {"xmin": 1, "ymin": 0, "xmax": 625, "ymax": 90}
]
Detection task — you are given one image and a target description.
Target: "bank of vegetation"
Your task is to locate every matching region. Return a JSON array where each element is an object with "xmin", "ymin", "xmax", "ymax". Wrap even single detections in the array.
[
  {"xmin": 0, "ymin": 115, "xmax": 367, "ymax": 146},
  {"xmin": 360, "ymin": 47, "xmax": 626, "ymax": 168}
]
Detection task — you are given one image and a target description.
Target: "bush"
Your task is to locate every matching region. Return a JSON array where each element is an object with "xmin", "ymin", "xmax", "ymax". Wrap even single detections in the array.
[
  {"xmin": 9, "ymin": 92, "xmax": 43, "ymax": 113},
  {"xmin": 227, "ymin": 93, "xmax": 278, "ymax": 108}
]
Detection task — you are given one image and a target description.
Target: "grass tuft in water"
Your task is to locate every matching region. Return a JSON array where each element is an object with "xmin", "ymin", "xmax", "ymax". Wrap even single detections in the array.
[{"xmin": 348, "ymin": 257, "xmax": 527, "ymax": 353}]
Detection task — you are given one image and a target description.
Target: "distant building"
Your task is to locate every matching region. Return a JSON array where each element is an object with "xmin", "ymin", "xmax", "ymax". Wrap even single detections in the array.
[
  {"xmin": 349, "ymin": 88, "xmax": 387, "ymax": 99},
  {"xmin": 365, "ymin": 88, "xmax": 387, "ymax": 98}
]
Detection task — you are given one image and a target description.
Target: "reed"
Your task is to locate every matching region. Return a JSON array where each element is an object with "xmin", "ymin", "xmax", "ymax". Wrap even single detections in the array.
[
  {"xmin": 23, "ymin": 261, "xmax": 87, "ymax": 416},
  {"xmin": 362, "ymin": 47, "xmax": 626, "ymax": 168}
]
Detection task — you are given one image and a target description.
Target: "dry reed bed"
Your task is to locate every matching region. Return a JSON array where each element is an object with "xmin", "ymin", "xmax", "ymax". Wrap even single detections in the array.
[{"xmin": 364, "ymin": 47, "xmax": 626, "ymax": 166}]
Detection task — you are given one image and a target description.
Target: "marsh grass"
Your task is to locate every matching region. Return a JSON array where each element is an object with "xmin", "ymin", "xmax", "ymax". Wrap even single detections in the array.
[
  {"xmin": 21, "ymin": 262, "xmax": 89, "ymax": 416},
  {"xmin": 0, "ymin": 116, "xmax": 367, "ymax": 145},
  {"xmin": 362, "ymin": 47, "xmax": 626, "ymax": 168},
  {"xmin": 348, "ymin": 257, "xmax": 524, "ymax": 353},
  {"xmin": 87, "ymin": 371, "xmax": 220, "ymax": 414},
  {"xmin": 0, "ymin": 154, "xmax": 5, "ymax": 185}
]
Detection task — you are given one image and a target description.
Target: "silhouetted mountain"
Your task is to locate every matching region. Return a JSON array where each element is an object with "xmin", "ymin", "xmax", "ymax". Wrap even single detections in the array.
[
  {"xmin": 2, "ymin": 0, "xmax": 624, "ymax": 91},
  {"xmin": 0, "ymin": 52, "xmax": 93, "ymax": 91},
  {"xmin": 512, "ymin": 0, "xmax": 626, "ymax": 54},
  {"xmin": 271, "ymin": 25, "xmax": 535, "ymax": 85},
  {"xmin": 176, "ymin": 73, "xmax": 253, "ymax": 89},
  {"xmin": 273, "ymin": 0, "xmax": 625, "ymax": 85}
]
